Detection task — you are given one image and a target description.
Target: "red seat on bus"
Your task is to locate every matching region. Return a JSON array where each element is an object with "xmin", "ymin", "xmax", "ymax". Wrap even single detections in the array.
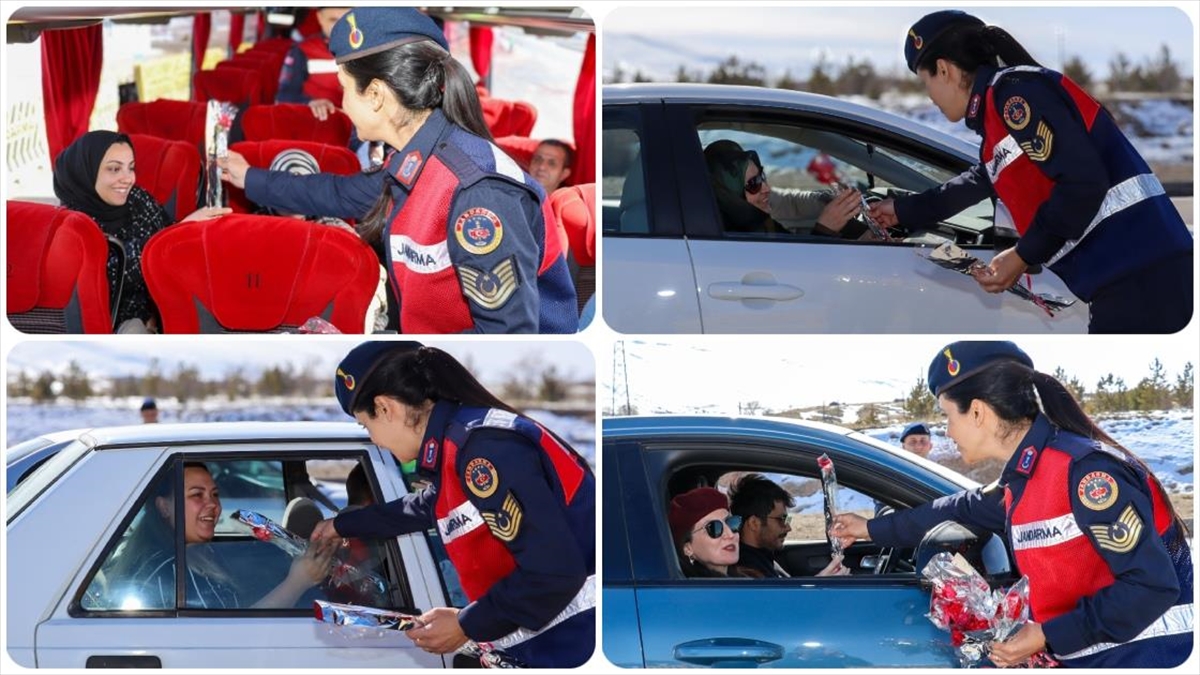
[
  {"xmin": 230, "ymin": 51, "xmax": 286, "ymax": 101},
  {"xmin": 125, "ymin": 134, "xmax": 202, "ymax": 222},
  {"xmin": 548, "ymin": 183, "xmax": 596, "ymax": 314},
  {"xmin": 6, "ymin": 201, "xmax": 112, "ymax": 333},
  {"xmin": 142, "ymin": 214, "xmax": 380, "ymax": 334},
  {"xmin": 225, "ymin": 139, "xmax": 361, "ymax": 214},
  {"xmin": 194, "ymin": 67, "xmax": 264, "ymax": 107},
  {"xmin": 241, "ymin": 104, "xmax": 353, "ymax": 146},
  {"xmin": 117, "ymin": 100, "xmax": 208, "ymax": 149},
  {"xmin": 249, "ymin": 37, "xmax": 296, "ymax": 55},
  {"xmin": 479, "ymin": 97, "xmax": 538, "ymax": 137}
]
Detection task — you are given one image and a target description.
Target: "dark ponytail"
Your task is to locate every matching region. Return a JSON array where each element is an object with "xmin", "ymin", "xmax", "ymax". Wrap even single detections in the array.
[
  {"xmin": 350, "ymin": 346, "xmax": 519, "ymax": 419},
  {"xmin": 344, "ymin": 40, "xmax": 493, "ymax": 245},
  {"xmin": 943, "ymin": 361, "xmax": 1188, "ymax": 535},
  {"xmin": 917, "ymin": 23, "xmax": 1043, "ymax": 81}
]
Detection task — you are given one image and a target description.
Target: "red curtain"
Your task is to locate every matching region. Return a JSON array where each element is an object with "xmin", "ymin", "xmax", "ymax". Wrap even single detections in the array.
[
  {"xmin": 41, "ymin": 24, "xmax": 103, "ymax": 164},
  {"xmin": 229, "ymin": 11, "xmax": 245, "ymax": 54},
  {"xmin": 192, "ymin": 12, "xmax": 212, "ymax": 72},
  {"xmin": 571, "ymin": 33, "xmax": 596, "ymax": 184},
  {"xmin": 469, "ymin": 26, "xmax": 494, "ymax": 86},
  {"xmin": 255, "ymin": 10, "xmax": 265, "ymax": 42}
]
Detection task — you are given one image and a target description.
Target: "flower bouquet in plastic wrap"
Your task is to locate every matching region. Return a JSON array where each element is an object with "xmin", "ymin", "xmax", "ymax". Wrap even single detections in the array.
[
  {"xmin": 230, "ymin": 510, "xmax": 387, "ymax": 603},
  {"xmin": 922, "ymin": 551, "xmax": 1057, "ymax": 667},
  {"xmin": 204, "ymin": 100, "xmax": 238, "ymax": 207},
  {"xmin": 312, "ymin": 600, "xmax": 530, "ymax": 668}
]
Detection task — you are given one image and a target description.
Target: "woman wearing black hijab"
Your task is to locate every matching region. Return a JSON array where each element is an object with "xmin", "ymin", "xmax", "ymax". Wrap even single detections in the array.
[
  {"xmin": 703, "ymin": 139, "xmax": 867, "ymax": 237},
  {"xmin": 52, "ymin": 131, "xmax": 228, "ymax": 332}
]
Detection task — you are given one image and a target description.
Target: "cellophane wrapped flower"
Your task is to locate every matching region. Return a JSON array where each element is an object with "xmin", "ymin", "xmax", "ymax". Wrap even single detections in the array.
[
  {"xmin": 922, "ymin": 552, "xmax": 1055, "ymax": 668},
  {"xmin": 204, "ymin": 100, "xmax": 239, "ymax": 207},
  {"xmin": 816, "ymin": 454, "xmax": 842, "ymax": 555}
]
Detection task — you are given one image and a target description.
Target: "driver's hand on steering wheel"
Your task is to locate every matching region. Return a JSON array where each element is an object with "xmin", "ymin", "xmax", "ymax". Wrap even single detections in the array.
[
  {"xmin": 830, "ymin": 513, "xmax": 870, "ymax": 549},
  {"xmin": 868, "ymin": 198, "xmax": 899, "ymax": 227}
]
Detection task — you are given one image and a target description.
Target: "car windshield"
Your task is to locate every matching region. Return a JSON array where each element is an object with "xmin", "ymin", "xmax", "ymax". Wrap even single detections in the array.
[{"xmin": 7, "ymin": 437, "xmax": 91, "ymax": 523}]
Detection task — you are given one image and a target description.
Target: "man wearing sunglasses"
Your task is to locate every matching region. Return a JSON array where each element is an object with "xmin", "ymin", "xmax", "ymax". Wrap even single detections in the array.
[
  {"xmin": 730, "ymin": 473, "xmax": 851, "ymax": 578},
  {"xmin": 729, "ymin": 474, "xmax": 795, "ymax": 578}
]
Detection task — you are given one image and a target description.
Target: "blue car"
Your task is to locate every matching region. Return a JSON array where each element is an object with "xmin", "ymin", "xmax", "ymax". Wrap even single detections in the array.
[{"xmin": 603, "ymin": 415, "xmax": 1013, "ymax": 668}]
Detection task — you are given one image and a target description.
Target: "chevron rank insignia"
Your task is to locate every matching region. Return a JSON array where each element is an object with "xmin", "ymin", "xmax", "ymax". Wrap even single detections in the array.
[
  {"xmin": 1019, "ymin": 120, "xmax": 1054, "ymax": 162},
  {"xmin": 1089, "ymin": 504, "xmax": 1143, "ymax": 554},
  {"xmin": 481, "ymin": 491, "xmax": 524, "ymax": 542},
  {"xmin": 457, "ymin": 256, "xmax": 520, "ymax": 310}
]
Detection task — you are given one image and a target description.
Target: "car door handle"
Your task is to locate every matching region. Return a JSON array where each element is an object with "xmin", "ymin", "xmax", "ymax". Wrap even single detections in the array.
[
  {"xmin": 86, "ymin": 655, "xmax": 161, "ymax": 668},
  {"xmin": 707, "ymin": 276, "xmax": 804, "ymax": 302},
  {"xmin": 674, "ymin": 637, "xmax": 785, "ymax": 667}
]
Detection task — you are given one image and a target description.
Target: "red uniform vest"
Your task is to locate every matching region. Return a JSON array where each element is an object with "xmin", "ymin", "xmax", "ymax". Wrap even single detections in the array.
[
  {"xmin": 979, "ymin": 75, "xmax": 1100, "ymax": 239},
  {"xmin": 1005, "ymin": 446, "xmax": 1175, "ymax": 624},
  {"xmin": 386, "ymin": 156, "xmax": 476, "ymax": 333},
  {"xmin": 433, "ymin": 431, "xmax": 517, "ymax": 601},
  {"xmin": 298, "ymin": 36, "xmax": 342, "ymax": 107}
]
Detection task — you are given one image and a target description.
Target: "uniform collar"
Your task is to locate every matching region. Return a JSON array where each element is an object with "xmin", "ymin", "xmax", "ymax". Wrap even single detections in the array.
[
  {"xmin": 1001, "ymin": 413, "xmax": 1055, "ymax": 481},
  {"xmin": 417, "ymin": 398, "xmax": 460, "ymax": 476},
  {"xmin": 964, "ymin": 65, "xmax": 997, "ymax": 134},
  {"xmin": 385, "ymin": 108, "xmax": 452, "ymax": 192}
]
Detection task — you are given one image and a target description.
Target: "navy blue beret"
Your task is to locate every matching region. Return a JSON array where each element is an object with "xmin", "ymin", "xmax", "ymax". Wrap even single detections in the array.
[
  {"xmin": 900, "ymin": 422, "xmax": 930, "ymax": 442},
  {"xmin": 905, "ymin": 10, "xmax": 985, "ymax": 73},
  {"xmin": 329, "ymin": 7, "xmax": 449, "ymax": 64},
  {"xmin": 335, "ymin": 341, "xmax": 423, "ymax": 416},
  {"xmin": 140, "ymin": 397, "xmax": 157, "ymax": 411},
  {"xmin": 927, "ymin": 341, "xmax": 1034, "ymax": 397}
]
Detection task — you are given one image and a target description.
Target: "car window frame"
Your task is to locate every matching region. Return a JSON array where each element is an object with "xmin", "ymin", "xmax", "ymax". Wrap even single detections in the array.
[
  {"xmin": 602, "ymin": 101, "xmax": 687, "ymax": 238},
  {"xmin": 68, "ymin": 448, "xmax": 420, "ymax": 619},
  {"xmin": 671, "ymin": 102, "xmax": 987, "ymax": 244},
  {"xmin": 7, "ymin": 437, "xmax": 92, "ymax": 523},
  {"xmin": 634, "ymin": 436, "xmax": 961, "ymax": 584}
]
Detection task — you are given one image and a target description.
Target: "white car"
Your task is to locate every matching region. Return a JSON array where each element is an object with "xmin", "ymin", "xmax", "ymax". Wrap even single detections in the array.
[
  {"xmin": 6, "ymin": 422, "xmax": 462, "ymax": 668},
  {"xmin": 602, "ymin": 83, "xmax": 1089, "ymax": 333}
]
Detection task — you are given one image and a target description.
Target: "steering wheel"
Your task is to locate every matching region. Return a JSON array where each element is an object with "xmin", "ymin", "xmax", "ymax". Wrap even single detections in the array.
[{"xmin": 914, "ymin": 521, "xmax": 991, "ymax": 577}]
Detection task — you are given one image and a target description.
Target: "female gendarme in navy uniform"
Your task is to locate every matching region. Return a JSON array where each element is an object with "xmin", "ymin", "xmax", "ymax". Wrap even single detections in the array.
[
  {"xmin": 832, "ymin": 342, "xmax": 1192, "ymax": 668},
  {"xmin": 310, "ymin": 342, "xmax": 595, "ymax": 668},
  {"xmin": 868, "ymin": 11, "xmax": 1193, "ymax": 334},
  {"xmin": 220, "ymin": 8, "xmax": 577, "ymax": 334}
]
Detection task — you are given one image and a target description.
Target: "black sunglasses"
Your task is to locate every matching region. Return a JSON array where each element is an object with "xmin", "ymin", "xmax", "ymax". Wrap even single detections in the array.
[
  {"xmin": 693, "ymin": 515, "xmax": 743, "ymax": 539},
  {"xmin": 737, "ymin": 150, "xmax": 767, "ymax": 195},
  {"xmin": 744, "ymin": 170, "xmax": 768, "ymax": 195}
]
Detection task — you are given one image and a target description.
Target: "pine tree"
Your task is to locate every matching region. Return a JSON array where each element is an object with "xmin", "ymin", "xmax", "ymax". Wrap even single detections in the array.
[{"xmin": 905, "ymin": 376, "xmax": 936, "ymax": 419}]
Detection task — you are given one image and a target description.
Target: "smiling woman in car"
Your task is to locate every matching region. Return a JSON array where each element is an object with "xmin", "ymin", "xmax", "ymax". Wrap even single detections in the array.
[{"xmin": 114, "ymin": 462, "xmax": 335, "ymax": 610}]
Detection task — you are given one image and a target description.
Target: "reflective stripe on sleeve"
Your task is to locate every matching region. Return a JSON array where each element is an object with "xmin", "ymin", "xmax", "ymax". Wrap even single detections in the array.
[
  {"xmin": 1053, "ymin": 602, "xmax": 1194, "ymax": 661},
  {"xmin": 1048, "ymin": 173, "xmax": 1166, "ymax": 266}
]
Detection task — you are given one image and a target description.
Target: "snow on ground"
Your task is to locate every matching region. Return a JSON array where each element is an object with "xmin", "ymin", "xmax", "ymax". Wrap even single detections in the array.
[{"xmin": 5, "ymin": 400, "xmax": 596, "ymax": 466}]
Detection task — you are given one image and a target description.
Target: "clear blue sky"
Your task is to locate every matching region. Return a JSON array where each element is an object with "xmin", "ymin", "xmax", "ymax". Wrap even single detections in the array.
[{"xmin": 603, "ymin": 4, "xmax": 1196, "ymax": 80}]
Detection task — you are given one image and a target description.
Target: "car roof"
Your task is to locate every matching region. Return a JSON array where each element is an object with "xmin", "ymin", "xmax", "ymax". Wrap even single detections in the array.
[
  {"xmin": 25, "ymin": 421, "xmax": 370, "ymax": 450},
  {"xmin": 604, "ymin": 414, "xmax": 978, "ymax": 489},
  {"xmin": 603, "ymin": 82, "xmax": 978, "ymax": 160}
]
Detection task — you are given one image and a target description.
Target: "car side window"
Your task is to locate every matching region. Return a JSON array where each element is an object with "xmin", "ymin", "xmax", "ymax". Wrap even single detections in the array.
[
  {"xmin": 79, "ymin": 457, "xmax": 403, "ymax": 613},
  {"xmin": 695, "ymin": 120, "xmax": 992, "ymax": 242},
  {"xmin": 718, "ymin": 470, "xmax": 877, "ymax": 543},
  {"xmin": 602, "ymin": 107, "xmax": 649, "ymax": 235}
]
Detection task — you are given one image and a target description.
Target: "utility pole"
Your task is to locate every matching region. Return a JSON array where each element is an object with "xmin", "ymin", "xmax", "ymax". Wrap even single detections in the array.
[{"xmin": 612, "ymin": 341, "xmax": 631, "ymax": 415}]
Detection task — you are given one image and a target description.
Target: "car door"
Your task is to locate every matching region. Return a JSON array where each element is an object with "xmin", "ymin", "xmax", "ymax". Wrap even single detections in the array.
[
  {"xmin": 602, "ymin": 101, "xmax": 705, "ymax": 333},
  {"xmin": 32, "ymin": 442, "xmax": 448, "ymax": 669},
  {"xmin": 670, "ymin": 102, "xmax": 1089, "ymax": 333},
  {"xmin": 621, "ymin": 434, "xmax": 981, "ymax": 667}
]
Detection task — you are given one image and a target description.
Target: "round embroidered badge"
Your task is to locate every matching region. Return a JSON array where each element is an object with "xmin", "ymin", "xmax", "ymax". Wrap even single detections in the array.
[
  {"xmin": 1077, "ymin": 471, "xmax": 1119, "ymax": 511},
  {"xmin": 1003, "ymin": 96, "xmax": 1031, "ymax": 131},
  {"xmin": 466, "ymin": 457, "xmax": 499, "ymax": 499},
  {"xmin": 454, "ymin": 208, "xmax": 504, "ymax": 255}
]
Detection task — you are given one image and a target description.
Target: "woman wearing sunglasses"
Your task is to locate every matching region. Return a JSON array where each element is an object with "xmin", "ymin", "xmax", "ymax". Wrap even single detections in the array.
[
  {"xmin": 669, "ymin": 486, "xmax": 849, "ymax": 578},
  {"xmin": 703, "ymin": 139, "xmax": 866, "ymax": 237}
]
